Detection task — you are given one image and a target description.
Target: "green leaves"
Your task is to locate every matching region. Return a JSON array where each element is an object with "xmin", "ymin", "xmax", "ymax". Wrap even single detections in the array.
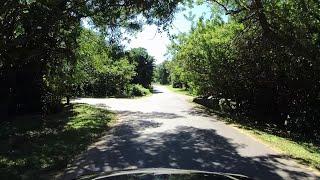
[
  {"xmin": 167, "ymin": 0, "xmax": 320, "ymax": 137},
  {"xmin": 155, "ymin": 61, "xmax": 170, "ymax": 85},
  {"xmin": 1, "ymin": 0, "xmax": 183, "ymax": 115},
  {"xmin": 128, "ymin": 48, "xmax": 155, "ymax": 88},
  {"xmin": 73, "ymin": 29, "xmax": 136, "ymax": 97},
  {"xmin": 168, "ymin": 19, "xmax": 242, "ymax": 95}
]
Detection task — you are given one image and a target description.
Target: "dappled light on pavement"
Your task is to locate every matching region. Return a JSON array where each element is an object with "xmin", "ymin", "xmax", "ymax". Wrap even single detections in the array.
[{"xmin": 65, "ymin": 86, "xmax": 319, "ymax": 179}]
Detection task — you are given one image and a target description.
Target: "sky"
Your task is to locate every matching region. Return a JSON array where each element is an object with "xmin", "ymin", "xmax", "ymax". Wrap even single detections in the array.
[{"xmin": 126, "ymin": 3, "xmax": 212, "ymax": 64}]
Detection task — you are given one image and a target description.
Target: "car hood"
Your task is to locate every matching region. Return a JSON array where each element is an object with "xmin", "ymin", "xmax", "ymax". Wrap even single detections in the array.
[{"xmin": 78, "ymin": 168, "xmax": 250, "ymax": 180}]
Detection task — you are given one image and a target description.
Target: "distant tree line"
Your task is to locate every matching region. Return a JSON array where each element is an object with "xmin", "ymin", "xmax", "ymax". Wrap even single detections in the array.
[
  {"xmin": 73, "ymin": 30, "xmax": 154, "ymax": 99},
  {"xmin": 157, "ymin": 0, "xmax": 320, "ymax": 139}
]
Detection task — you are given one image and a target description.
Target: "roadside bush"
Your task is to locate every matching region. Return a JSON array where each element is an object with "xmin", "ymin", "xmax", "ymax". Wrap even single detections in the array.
[{"xmin": 125, "ymin": 84, "xmax": 150, "ymax": 97}]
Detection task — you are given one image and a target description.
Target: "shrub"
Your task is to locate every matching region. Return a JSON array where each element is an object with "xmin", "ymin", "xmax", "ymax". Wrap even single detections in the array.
[{"xmin": 125, "ymin": 84, "xmax": 150, "ymax": 97}]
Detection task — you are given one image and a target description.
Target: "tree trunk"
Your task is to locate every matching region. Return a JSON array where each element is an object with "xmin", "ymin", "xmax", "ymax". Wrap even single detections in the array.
[{"xmin": 66, "ymin": 96, "xmax": 70, "ymax": 105}]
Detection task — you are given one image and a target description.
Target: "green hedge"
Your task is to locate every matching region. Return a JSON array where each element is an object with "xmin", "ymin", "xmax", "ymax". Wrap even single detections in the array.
[{"xmin": 125, "ymin": 84, "xmax": 151, "ymax": 97}]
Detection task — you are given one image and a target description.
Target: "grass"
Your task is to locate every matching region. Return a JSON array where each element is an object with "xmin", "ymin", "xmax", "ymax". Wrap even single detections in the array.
[
  {"xmin": 208, "ymin": 109, "xmax": 320, "ymax": 171},
  {"xmin": 0, "ymin": 104, "xmax": 115, "ymax": 179},
  {"xmin": 235, "ymin": 124, "xmax": 320, "ymax": 171},
  {"xmin": 164, "ymin": 85, "xmax": 195, "ymax": 96}
]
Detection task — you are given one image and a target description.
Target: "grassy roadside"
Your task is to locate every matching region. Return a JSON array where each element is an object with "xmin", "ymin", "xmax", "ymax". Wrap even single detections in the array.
[
  {"xmin": 164, "ymin": 85, "xmax": 195, "ymax": 97},
  {"xmin": 165, "ymin": 85, "xmax": 320, "ymax": 171},
  {"xmin": 207, "ymin": 106, "xmax": 320, "ymax": 172},
  {"xmin": 231, "ymin": 122, "xmax": 320, "ymax": 171},
  {"xmin": 0, "ymin": 104, "xmax": 116, "ymax": 179}
]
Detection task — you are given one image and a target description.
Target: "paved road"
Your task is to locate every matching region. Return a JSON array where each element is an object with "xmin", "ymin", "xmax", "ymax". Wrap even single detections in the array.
[{"xmin": 63, "ymin": 85, "xmax": 319, "ymax": 179}]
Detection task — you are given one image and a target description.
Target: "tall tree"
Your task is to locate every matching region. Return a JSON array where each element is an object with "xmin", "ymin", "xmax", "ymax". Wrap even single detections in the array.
[
  {"xmin": 128, "ymin": 48, "xmax": 155, "ymax": 88},
  {"xmin": 155, "ymin": 61, "xmax": 170, "ymax": 85}
]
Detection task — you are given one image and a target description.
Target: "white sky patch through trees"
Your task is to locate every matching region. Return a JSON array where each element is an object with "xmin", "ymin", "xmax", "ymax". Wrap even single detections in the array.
[
  {"xmin": 126, "ymin": 3, "xmax": 212, "ymax": 64},
  {"xmin": 81, "ymin": 3, "xmax": 213, "ymax": 64}
]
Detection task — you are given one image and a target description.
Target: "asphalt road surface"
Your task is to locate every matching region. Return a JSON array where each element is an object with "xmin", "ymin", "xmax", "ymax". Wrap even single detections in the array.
[{"xmin": 63, "ymin": 85, "xmax": 320, "ymax": 179}]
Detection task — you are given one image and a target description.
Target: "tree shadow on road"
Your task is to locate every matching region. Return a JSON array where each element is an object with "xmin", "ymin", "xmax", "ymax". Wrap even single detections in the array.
[
  {"xmin": 63, "ymin": 110, "xmax": 316, "ymax": 180},
  {"xmin": 117, "ymin": 110, "xmax": 184, "ymax": 120},
  {"xmin": 152, "ymin": 88, "xmax": 164, "ymax": 94}
]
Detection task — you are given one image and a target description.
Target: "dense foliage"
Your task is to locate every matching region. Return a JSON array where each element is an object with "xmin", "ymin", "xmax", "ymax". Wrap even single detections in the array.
[
  {"xmin": 74, "ymin": 33, "xmax": 154, "ymax": 98},
  {"xmin": 128, "ymin": 48, "xmax": 155, "ymax": 89},
  {"xmin": 74, "ymin": 29, "xmax": 136, "ymax": 98},
  {"xmin": 58, "ymin": 28, "xmax": 155, "ymax": 99},
  {"xmin": 167, "ymin": 0, "xmax": 320, "ymax": 139},
  {"xmin": 154, "ymin": 61, "xmax": 170, "ymax": 85},
  {"xmin": 0, "ymin": 0, "xmax": 183, "ymax": 116},
  {"xmin": 125, "ymin": 84, "xmax": 151, "ymax": 97}
]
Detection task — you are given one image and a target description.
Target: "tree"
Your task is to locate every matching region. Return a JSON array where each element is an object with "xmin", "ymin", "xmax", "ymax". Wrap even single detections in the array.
[
  {"xmin": 73, "ymin": 29, "xmax": 136, "ymax": 98},
  {"xmin": 167, "ymin": 0, "xmax": 320, "ymax": 138},
  {"xmin": 155, "ymin": 61, "xmax": 170, "ymax": 85},
  {"xmin": 127, "ymin": 48, "xmax": 155, "ymax": 89},
  {"xmin": 0, "ymin": 0, "xmax": 183, "ymax": 116},
  {"xmin": 209, "ymin": 0, "xmax": 320, "ymax": 133}
]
